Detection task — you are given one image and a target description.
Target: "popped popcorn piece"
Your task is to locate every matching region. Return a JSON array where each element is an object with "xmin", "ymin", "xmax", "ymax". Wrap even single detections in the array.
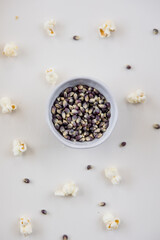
[
  {"xmin": 13, "ymin": 139, "xmax": 27, "ymax": 156},
  {"xmin": 44, "ymin": 19, "xmax": 56, "ymax": 36},
  {"xmin": 99, "ymin": 20, "xmax": 116, "ymax": 38},
  {"xmin": 45, "ymin": 68, "xmax": 58, "ymax": 85},
  {"xmin": 20, "ymin": 216, "xmax": 32, "ymax": 236},
  {"xmin": 127, "ymin": 89, "xmax": 146, "ymax": 104},
  {"xmin": 103, "ymin": 213, "xmax": 120, "ymax": 231},
  {"xmin": 111, "ymin": 175, "xmax": 121, "ymax": 184},
  {"xmin": 0, "ymin": 97, "xmax": 17, "ymax": 113},
  {"xmin": 55, "ymin": 181, "xmax": 79, "ymax": 197},
  {"xmin": 3, "ymin": 43, "xmax": 18, "ymax": 56},
  {"xmin": 104, "ymin": 167, "xmax": 121, "ymax": 184}
]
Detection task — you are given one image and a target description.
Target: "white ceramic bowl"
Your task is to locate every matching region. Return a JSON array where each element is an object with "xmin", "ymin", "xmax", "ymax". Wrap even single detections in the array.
[{"xmin": 47, "ymin": 77, "xmax": 118, "ymax": 149}]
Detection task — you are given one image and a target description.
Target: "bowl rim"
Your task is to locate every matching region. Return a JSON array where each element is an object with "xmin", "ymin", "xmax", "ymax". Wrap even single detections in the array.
[{"xmin": 47, "ymin": 76, "xmax": 118, "ymax": 149}]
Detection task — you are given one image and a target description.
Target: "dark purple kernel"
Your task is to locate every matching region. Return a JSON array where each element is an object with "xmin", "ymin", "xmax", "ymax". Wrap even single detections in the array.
[
  {"xmin": 69, "ymin": 98, "xmax": 74, "ymax": 104},
  {"xmin": 64, "ymin": 108, "xmax": 70, "ymax": 114},
  {"xmin": 72, "ymin": 122, "xmax": 77, "ymax": 127},
  {"xmin": 72, "ymin": 131, "xmax": 78, "ymax": 137},
  {"xmin": 75, "ymin": 99, "xmax": 81, "ymax": 104},
  {"xmin": 89, "ymin": 93, "xmax": 94, "ymax": 98},
  {"xmin": 120, "ymin": 142, "xmax": 127, "ymax": 147},
  {"xmin": 41, "ymin": 209, "xmax": 47, "ymax": 215},
  {"xmin": 64, "ymin": 135, "xmax": 70, "ymax": 140},
  {"xmin": 73, "ymin": 86, "xmax": 78, "ymax": 91},
  {"xmin": 69, "ymin": 129, "xmax": 74, "ymax": 135},
  {"xmin": 51, "ymin": 106, "xmax": 56, "ymax": 114},
  {"xmin": 63, "ymin": 120, "xmax": 68, "ymax": 126},
  {"xmin": 65, "ymin": 87, "xmax": 72, "ymax": 93},
  {"xmin": 55, "ymin": 124, "xmax": 60, "ymax": 130},
  {"xmin": 126, "ymin": 65, "xmax": 131, "ymax": 69},
  {"xmin": 94, "ymin": 88, "xmax": 99, "ymax": 94},
  {"xmin": 87, "ymin": 165, "xmax": 92, "ymax": 170},
  {"xmin": 105, "ymin": 121, "xmax": 109, "ymax": 129},
  {"xmin": 73, "ymin": 35, "xmax": 80, "ymax": 40},
  {"xmin": 99, "ymin": 202, "xmax": 106, "ymax": 207},
  {"xmin": 60, "ymin": 126, "xmax": 65, "ymax": 133},
  {"xmin": 96, "ymin": 115, "xmax": 100, "ymax": 121},
  {"xmin": 23, "ymin": 178, "xmax": 30, "ymax": 183},
  {"xmin": 76, "ymin": 135, "xmax": 82, "ymax": 141},
  {"xmin": 153, "ymin": 124, "xmax": 160, "ymax": 129},
  {"xmin": 63, "ymin": 235, "xmax": 68, "ymax": 240},
  {"xmin": 56, "ymin": 114, "xmax": 62, "ymax": 120},
  {"xmin": 106, "ymin": 102, "xmax": 111, "ymax": 109},
  {"xmin": 67, "ymin": 117, "xmax": 71, "ymax": 122},
  {"xmin": 93, "ymin": 108, "xmax": 100, "ymax": 115},
  {"xmin": 72, "ymin": 115, "xmax": 77, "ymax": 121},
  {"xmin": 153, "ymin": 29, "xmax": 159, "ymax": 34},
  {"xmin": 106, "ymin": 112, "xmax": 111, "ymax": 118}
]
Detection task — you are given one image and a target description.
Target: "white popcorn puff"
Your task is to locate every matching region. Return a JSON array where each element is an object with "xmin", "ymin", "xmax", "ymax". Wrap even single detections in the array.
[
  {"xmin": 111, "ymin": 175, "xmax": 121, "ymax": 185},
  {"xmin": 45, "ymin": 68, "xmax": 58, "ymax": 85},
  {"xmin": 20, "ymin": 216, "xmax": 32, "ymax": 236},
  {"xmin": 99, "ymin": 20, "xmax": 116, "ymax": 38},
  {"xmin": 55, "ymin": 181, "xmax": 79, "ymax": 197},
  {"xmin": 104, "ymin": 167, "xmax": 121, "ymax": 184},
  {"xmin": 0, "ymin": 97, "xmax": 17, "ymax": 113},
  {"xmin": 127, "ymin": 89, "xmax": 146, "ymax": 104},
  {"xmin": 13, "ymin": 139, "xmax": 27, "ymax": 156},
  {"xmin": 3, "ymin": 43, "xmax": 18, "ymax": 56},
  {"xmin": 103, "ymin": 213, "xmax": 120, "ymax": 231},
  {"xmin": 44, "ymin": 19, "xmax": 56, "ymax": 36}
]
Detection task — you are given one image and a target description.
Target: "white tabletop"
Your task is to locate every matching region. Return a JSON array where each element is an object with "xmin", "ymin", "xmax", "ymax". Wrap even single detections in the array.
[{"xmin": 0, "ymin": 0, "xmax": 160, "ymax": 239}]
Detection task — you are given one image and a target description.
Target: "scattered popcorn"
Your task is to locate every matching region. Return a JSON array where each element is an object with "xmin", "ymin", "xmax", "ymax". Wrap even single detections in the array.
[
  {"xmin": 3, "ymin": 43, "xmax": 18, "ymax": 56},
  {"xmin": 99, "ymin": 20, "xmax": 116, "ymax": 38},
  {"xmin": 55, "ymin": 181, "xmax": 79, "ymax": 197},
  {"xmin": 0, "ymin": 97, "xmax": 17, "ymax": 113},
  {"xmin": 103, "ymin": 213, "xmax": 120, "ymax": 231},
  {"xmin": 13, "ymin": 139, "xmax": 27, "ymax": 156},
  {"xmin": 45, "ymin": 68, "xmax": 58, "ymax": 85},
  {"xmin": 127, "ymin": 89, "xmax": 146, "ymax": 104},
  {"xmin": 104, "ymin": 167, "xmax": 121, "ymax": 184},
  {"xmin": 20, "ymin": 216, "xmax": 32, "ymax": 236},
  {"xmin": 44, "ymin": 19, "xmax": 56, "ymax": 36}
]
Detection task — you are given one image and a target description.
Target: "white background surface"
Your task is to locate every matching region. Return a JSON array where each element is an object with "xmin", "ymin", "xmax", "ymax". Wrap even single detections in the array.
[{"xmin": 0, "ymin": 0, "xmax": 160, "ymax": 239}]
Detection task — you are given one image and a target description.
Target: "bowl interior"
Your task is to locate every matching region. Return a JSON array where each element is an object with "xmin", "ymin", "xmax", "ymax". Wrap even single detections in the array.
[{"xmin": 48, "ymin": 78, "xmax": 118, "ymax": 149}]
